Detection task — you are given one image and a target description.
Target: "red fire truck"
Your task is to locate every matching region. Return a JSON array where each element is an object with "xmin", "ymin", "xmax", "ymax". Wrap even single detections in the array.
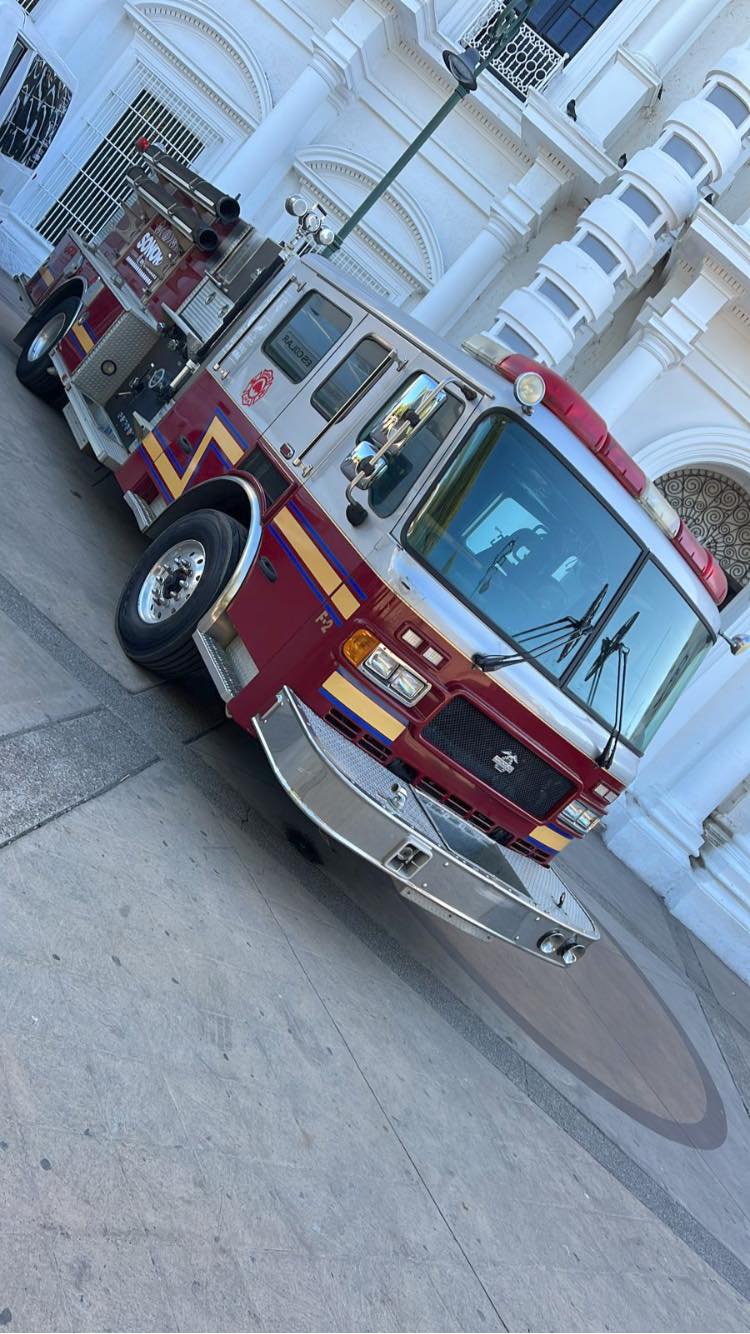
[{"xmin": 16, "ymin": 150, "xmax": 732, "ymax": 968}]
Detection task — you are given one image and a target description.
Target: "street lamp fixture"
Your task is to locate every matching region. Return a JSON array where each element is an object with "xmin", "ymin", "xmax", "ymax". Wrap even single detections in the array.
[
  {"xmin": 442, "ymin": 47, "xmax": 483, "ymax": 92},
  {"xmin": 321, "ymin": 0, "xmax": 535, "ymax": 258}
]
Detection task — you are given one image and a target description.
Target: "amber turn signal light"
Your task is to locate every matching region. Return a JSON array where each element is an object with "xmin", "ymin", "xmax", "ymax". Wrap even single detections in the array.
[{"xmin": 342, "ymin": 628, "xmax": 379, "ymax": 667}]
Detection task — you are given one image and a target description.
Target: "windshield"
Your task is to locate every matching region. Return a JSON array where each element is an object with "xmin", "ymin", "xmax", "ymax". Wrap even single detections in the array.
[
  {"xmin": 405, "ymin": 411, "xmax": 713, "ymax": 750},
  {"xmin": 566, "ymin": 562, "xmax": 712, "ymax": 750}
]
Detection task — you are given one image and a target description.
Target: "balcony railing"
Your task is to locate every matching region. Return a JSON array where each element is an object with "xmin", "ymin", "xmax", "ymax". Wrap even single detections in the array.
[{"xmin": 461, "ymin": 1, "xmax": 567, "ymax": 100}]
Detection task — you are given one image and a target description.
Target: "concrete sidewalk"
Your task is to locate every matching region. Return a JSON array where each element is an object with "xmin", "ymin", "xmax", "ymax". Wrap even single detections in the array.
[{"xmin": 2, "ymin": 282, "xmax": 750, "ymax": 1331}]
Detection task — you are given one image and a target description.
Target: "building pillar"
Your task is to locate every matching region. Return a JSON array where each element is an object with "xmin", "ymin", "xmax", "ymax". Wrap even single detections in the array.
[
  {"xmin": 574, "ymin": 0, "xmax": 731, "ymax": 146},
  {"xmin": 217, "ymin": 58, "xmax": 341, "ymax": 202},
  {"xmin": 585, "ymin": 266, "xmax": 732, "ymax": 425},
  {"xmin": 216, "ymin": 0, "xmax": 386, "ymax": 210},
  {"xmin": 412, "ymin": 155, "xmax": 569, "ymax": 334}
]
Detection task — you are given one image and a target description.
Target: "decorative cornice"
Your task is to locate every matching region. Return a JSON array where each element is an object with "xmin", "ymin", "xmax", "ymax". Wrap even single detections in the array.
[
  {"xmin": 124, "ymin": 0, "xmax": 273, "ymax": 129},
  {"xmin": 294, "ymin": 145, "xmax": 443, "ymax": 286},
  {"xmin": 394, "ymin": 38, "xmax": 533, "ymax": 169}
]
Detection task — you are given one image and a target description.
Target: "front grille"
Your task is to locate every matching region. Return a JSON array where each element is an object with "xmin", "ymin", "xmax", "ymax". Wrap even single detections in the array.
[
  {"xmin": 325, "ymin": 709, "xmax": 392, "ymax": 763},
  {"xmin": 421, "ymin": 697, "xmax": 574, "ymax": 819}
]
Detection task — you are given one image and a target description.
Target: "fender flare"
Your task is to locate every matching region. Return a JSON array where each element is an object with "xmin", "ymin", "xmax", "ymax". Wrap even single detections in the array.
[{"xmin": 146, "ymin": 475, "xmax": 264, "ymax": 631}]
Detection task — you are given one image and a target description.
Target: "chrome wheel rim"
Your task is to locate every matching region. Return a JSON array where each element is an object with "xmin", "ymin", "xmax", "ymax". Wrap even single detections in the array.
[
  {"xmin": 27, "ymin": 312, "xmax": 69, "ymax": 362},
  {"xmin": 136, "ymin": 539, "xmax": 207, "ymax": 624}
]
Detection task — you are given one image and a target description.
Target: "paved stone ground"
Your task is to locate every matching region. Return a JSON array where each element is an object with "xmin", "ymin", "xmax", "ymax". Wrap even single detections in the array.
[{"xmin": 2, "ymin": 278, "xmax": 750, "ymax": 1332}]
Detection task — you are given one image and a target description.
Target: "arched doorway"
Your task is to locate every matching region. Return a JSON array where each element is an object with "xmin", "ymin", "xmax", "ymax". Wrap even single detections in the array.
[{"xmin": 658, "ymin": 466, "xmax": 750, "ymax": 601}]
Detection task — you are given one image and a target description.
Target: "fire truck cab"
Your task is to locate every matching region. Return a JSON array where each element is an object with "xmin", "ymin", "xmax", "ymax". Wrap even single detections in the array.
[{"xmin": 17, "ymin": 160, "xmax": 730, "ymax": 970}]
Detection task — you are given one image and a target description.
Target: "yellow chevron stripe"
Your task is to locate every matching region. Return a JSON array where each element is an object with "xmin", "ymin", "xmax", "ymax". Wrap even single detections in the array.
[
  {"xmin": 529, "ymin": 824, "xmax": 571, "ymax": 851},
  {"xmin": 322, "ymin": 671, "xmax": 405, "ymax": 741},
  {"xmin": 331, "ymin": 584, "xmax": 359, "ymax": 618},
  {"xmin": 275, "ymin": 507, "xmax": 339, "ymax": 594},
  {"xmin": 144, "ymin": 415, "xmax": 245, "ymax": 499},
  {"xmin": 39, "ymin": 265, "xmax": 54, "ymax": 288}
]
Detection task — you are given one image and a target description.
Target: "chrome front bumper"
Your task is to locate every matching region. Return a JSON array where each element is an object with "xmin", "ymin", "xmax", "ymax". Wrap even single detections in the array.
[{"xmin": 254, "ymin": 688, "xmax": 598, "ymax": 965}]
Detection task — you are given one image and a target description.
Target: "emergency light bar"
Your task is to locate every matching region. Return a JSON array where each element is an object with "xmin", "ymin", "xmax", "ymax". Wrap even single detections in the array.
[{"xmin": 490, "ymin": 351, "xmax": 727, "ymax": 607}]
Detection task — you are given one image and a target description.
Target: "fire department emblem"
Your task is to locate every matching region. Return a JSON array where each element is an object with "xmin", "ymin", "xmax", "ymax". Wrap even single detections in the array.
[
  {"xmin": 242, "ymin": 368, "xmax": 274, "ymax": 406},
  {"xmin": 492, "ymin": 750, "xmax": 518, "ymax": 775}
]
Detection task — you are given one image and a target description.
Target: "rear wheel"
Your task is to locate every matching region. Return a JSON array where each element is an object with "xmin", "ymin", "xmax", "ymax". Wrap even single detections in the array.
[
  {"xmin": 116, "ymin": 509, "xmax": 247, "ymax": 676},
  {"xmin": 16, "ymin": 295, "xmax": 80, "ymax": 404}
]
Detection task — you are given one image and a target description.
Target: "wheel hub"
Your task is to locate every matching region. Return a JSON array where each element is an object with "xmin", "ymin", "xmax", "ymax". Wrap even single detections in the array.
[
  {"xmin": 27, "ymin": 311, "xmax": 69, "ymax": 363},
  {"xmin": 136, "ymin": 539, "xmax": 207, "ymax": 623}
]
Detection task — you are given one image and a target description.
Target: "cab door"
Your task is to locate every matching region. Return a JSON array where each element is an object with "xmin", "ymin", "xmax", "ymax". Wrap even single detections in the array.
[{"xmin": 213, "ymin": 271, "xmax": 370, "ymax": 454}]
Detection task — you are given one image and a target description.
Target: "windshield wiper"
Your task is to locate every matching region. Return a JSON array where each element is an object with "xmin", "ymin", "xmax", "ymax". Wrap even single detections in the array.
[
  {"xmin": 473, "ymin": 583, "xmax": 609, "ymax": 672},
  {"xmin": 584, "ymin": 610, "xmax": 639, "ymax": 769}
]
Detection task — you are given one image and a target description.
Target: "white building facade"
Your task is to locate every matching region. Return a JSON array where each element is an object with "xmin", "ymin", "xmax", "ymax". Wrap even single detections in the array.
[{"xmin": 6, "ymin": 0, "xmax": 750, "ymax": 977}]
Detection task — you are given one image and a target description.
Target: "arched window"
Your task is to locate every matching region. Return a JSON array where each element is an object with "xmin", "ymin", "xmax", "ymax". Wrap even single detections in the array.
[{"xmin": 658, "ymin": 467, "xmax": 750, "ymax": 600}]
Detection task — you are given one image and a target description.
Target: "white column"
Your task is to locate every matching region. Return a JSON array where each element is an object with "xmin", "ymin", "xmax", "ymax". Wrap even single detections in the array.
[
  {"xmin": 585, "ymin": 266, "xmax": 732, "ymax": 424},
  {"xmin": 687, "ymin": 782, "xmax": 750, "ymax": 981},
  {"xmin": 587, "ymin": 325, "xmax": 682, "ymax": 422},
  {"xmin": 575, "ymin": 0, "xmax": 730, "ymax": 145},
  {"xmin": 216, "ymin": 0, "xmax": 386, "ymax": 209},
  {"xmin": 217, "ymin": 57, "xmax": 341, "ymax": 202},
  {"xmin": 413, "ymin": 155, "xmax": 569, "ymax": 334},
  {"xmin": 412, "ymin": 213, "xmax": 516, "ymax": 332}
]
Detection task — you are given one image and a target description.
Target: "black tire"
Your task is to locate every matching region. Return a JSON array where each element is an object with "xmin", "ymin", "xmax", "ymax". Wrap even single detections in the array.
[
  {"xmin": 16, "ymin": 294, "xmax": 80, "ymax": 404},
  {"xmin": 116, "ymin": 509, "xmax": 247, "ymax": 677}
]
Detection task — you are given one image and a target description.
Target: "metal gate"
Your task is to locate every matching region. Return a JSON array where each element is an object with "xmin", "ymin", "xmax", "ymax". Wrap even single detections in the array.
[{"xmin": 20, "ymin": 62, "xmax": 220, "ymax": 246}]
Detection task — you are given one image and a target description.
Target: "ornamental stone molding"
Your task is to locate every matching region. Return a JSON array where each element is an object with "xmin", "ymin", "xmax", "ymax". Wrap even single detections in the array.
[
  {"xmin": 482, "ymin": 42, "xmax": 750, "ymax": 366},
  {"xmin": 394, "ymin": 39, "xmax": 533, "ymax": 169},
  {"xmin": 124, "ymin": 0, "xmax": 273, "ymax": 129},
  {"xmin": 634, "ymin": 424, "xmax": 750, "ymax": 492},
  {"xmin": 294, "ymin": 145, "xmax": 443, "ymax": 289}
]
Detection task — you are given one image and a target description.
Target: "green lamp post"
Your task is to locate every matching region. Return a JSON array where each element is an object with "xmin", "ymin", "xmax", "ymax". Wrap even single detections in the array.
[{"xmin": 321, "ymin": 0, "xmax": 535, "ymax": 259}]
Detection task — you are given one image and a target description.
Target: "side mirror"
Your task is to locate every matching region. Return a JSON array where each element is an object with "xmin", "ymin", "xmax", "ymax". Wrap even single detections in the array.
[
  {"xmin": 342, "ymin": 439, "xmax": 389, "ymax": 489},
  {"xmin": 729, "ymin": 633, "xmax": 750, "ymax": 655}
]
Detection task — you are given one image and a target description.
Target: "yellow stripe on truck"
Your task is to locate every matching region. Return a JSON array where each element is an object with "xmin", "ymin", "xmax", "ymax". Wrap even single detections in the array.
[
  {"xmin": 529, "ymin": 824, "xmax": 571, "ymax": 851},
  {"xmin": 275, "ymin": 506, "xmax": 360, "ymax": 619},
  {"xmin": 322, "ymin": 670, "xmax": 405, "ymax": 741}
]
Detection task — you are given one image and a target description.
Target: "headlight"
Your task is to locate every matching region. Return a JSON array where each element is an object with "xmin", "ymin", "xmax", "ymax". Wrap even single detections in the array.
[
  {"xmin": 366, "ymin": 645, "xmax": 399, "ymax": 681},
  {"xmin": 390, "ymin": 666, "xmax": 427, "ymax": 702},
  {"xmin": 513, "ymin": 370, "xmax": 545, "ymax": 410},
  {"xmin": 558, "ymin": 798, "xmax": 602, "ymax": 834},
  {"xmin": 342, "ymin": 634, "xmax": 429, "ymax": 706}
]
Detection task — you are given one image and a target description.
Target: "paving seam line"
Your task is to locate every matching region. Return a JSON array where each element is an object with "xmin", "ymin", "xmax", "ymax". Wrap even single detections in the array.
[{"xmin": 1, "ymin": 570, "xmax": 750, "ymax": 1305}]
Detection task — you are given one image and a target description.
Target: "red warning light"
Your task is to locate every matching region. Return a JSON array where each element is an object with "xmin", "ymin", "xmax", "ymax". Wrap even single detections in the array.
[{"xmin": 135, "ymin": 136, "xmax": 150, "ymax": 151}]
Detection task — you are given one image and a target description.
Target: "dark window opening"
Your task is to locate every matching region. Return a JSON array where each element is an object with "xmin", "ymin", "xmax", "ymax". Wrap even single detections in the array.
[
  {"xmin": 263, "ymin": 291, "xmax": 351, "ymax": 385},
  {"xmin": 311, "ymin": 335, "xmax": 391, "ymax": 420},
  {"xmin": 527, "ymin": 0, "xmax": 622, "ymax": 57},
  {"xmin": 0, "ymin": 52, "xmax": 71, "ymax": 170}
]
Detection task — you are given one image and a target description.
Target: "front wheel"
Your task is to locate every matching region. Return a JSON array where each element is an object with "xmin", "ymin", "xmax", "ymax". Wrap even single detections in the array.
[
  {"xmin": 16, "ymin": 294, "xmax": 80, "ymax": 404},
  {"xmin": 116, "ymin": 509, "xmax": 247, "ymax": 676}
]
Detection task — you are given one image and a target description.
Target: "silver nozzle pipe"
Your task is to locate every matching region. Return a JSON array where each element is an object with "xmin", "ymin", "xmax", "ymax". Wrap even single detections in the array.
[
  {"xmin": 141, "ymin": 146, "xmax": 241, "ymax": 224},
  {"xmin": 130, "ymin": 175, "xmax": 219, "ymax": 252}
]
